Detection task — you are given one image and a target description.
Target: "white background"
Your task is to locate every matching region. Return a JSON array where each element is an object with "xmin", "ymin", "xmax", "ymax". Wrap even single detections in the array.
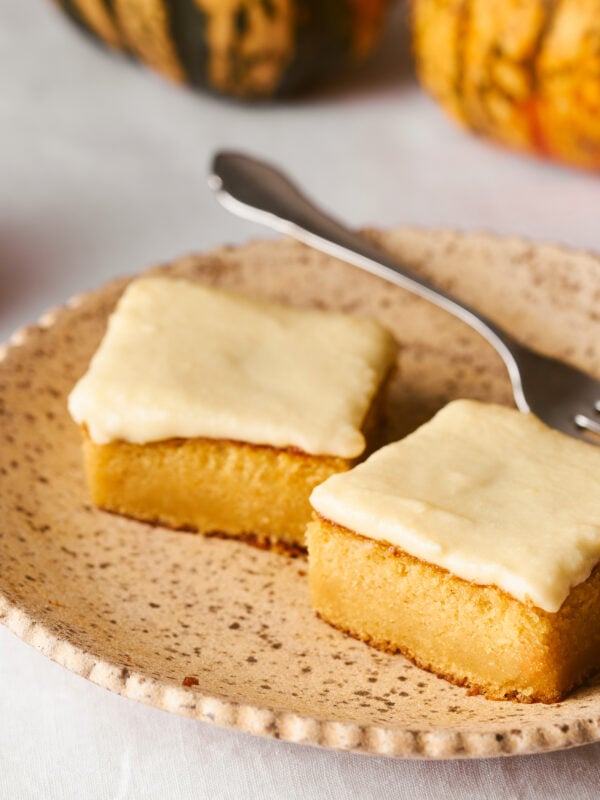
[{"xmin": 2, "ymin": 2, "xmax": 600, "ymax": 797}]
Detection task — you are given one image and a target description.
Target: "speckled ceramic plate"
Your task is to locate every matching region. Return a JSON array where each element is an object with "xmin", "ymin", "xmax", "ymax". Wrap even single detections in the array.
[{"xmin": 2, "ymin": 228, "xmax": 600, "ymax": 760}]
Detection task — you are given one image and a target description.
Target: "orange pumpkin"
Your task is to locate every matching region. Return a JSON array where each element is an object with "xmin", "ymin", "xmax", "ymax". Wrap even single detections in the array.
[{"xmin": 413, "ymin": 0, "xmax": 600, "ymax": 170}]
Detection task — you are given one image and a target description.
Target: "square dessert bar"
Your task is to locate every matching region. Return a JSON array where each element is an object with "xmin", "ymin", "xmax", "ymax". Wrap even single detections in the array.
[
  {"xmin": 69, "ymin": 277, "xmax": 397, "ymax": 549},
  {"xmin": 309, "ymin": 400, "xmax": 600, "ymax": 702}
]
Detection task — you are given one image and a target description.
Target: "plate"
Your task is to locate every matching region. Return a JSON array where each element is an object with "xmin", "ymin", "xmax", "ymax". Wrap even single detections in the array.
[{"xmin": 2, "ymin": 227, "xmax": 600, "ymax": 760}]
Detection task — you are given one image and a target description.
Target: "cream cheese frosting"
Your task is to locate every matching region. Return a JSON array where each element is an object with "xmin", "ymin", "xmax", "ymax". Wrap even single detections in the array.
[
  {"xmin": 68, "ymin": 277, "xmax": 397, "ymax": 458},
  {"xmin": 310, "ymin": 400, "xmax": 600, "ymax": 612}
]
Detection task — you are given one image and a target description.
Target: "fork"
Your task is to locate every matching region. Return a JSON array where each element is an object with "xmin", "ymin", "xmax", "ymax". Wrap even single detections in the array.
[{"xmin": 209, "ymin": 151, "xmax": 600, "ymax": 444}]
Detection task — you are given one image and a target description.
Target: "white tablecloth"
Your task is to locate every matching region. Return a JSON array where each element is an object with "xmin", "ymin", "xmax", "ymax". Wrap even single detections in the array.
[{"xmin": 2, "ymin": 2, "xmax": 600, "ymax": 797}]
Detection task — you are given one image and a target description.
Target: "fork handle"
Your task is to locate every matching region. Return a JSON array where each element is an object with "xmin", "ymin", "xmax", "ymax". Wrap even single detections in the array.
[{"xmin": 209, "ymin": 151, "xmax": 529, "ymax": 413}]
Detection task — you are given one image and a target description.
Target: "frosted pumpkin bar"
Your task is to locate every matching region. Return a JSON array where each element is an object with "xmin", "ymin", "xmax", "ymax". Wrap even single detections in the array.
[
  {"xmin": 308, "ymin": 400, "xmax": 600, "ymax": 702},
  {"xmin": 68, "ymin": 277, "xmax": 397, "ymax": 548}
]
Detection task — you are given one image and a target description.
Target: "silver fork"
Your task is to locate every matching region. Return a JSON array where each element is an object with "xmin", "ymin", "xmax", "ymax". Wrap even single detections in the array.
[{"xmin": 209, "ymin": 151, "xmax": 600, "ymax": 444}]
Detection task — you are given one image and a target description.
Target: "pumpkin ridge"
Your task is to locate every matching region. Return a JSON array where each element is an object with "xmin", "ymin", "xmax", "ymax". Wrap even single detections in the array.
[
  {"xmin": 112, "ymin": 0, "xmax": 186, "ymax": 83},
  {"xmin": 56, "ymin": 0, "xmax": 101, "ymax": 39},
  {"xmin": 412, "ymin": 0, "xmax": 470, "ymax": 125},
  {"xmin": 167, "ymin": 0, "xmax": 210, "ymax": 86},
  {"xmin": 455, "ymin": 0, "xmax": 472, "ymax": 126},
  {"xmin": 523, "ymin": 0, "xmax": 560, "ymax": 157},
  {"xmin": 70, "ymin": 0, "xmax": 123, "ymax": 48},
  {"xmin": 276, "ymin": 0, "xmax": 350, "ymax": 97},
  {"xmin": 192, "ymin": 0, "xmax": 296, "ymax": 98}
]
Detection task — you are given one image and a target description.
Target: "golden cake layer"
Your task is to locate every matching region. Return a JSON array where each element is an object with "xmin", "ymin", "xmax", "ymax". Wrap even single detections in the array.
[
  {"xmin": 84, "ymin": 432, "xmax": 349, "ymax": 549},
  {"xmin": 307, "ymin": 517, "xmax": 600, "ymax": 702},
  {"xmin": 308, "ymin": 401, "xmax": 600, "ymax": 701}
]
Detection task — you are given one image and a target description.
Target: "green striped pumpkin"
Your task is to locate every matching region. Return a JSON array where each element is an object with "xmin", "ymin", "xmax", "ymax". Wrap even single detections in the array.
[{"xmin": 54, "ymin": 0, "xmax": 391, "ymax": 99}]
